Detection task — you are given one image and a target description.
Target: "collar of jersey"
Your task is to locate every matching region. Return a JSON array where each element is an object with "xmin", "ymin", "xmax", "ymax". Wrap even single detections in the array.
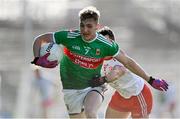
[{"xmin": 82, "ymin": 32, "xmax": 98, "ymax": 43}]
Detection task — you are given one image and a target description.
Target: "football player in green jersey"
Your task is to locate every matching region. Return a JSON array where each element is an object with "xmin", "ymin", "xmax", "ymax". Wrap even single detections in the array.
[
  {"xmin": 31, "ymin": 6, "xmax": 157, "ymax": 118},
  {"xmin": 32, "ymin": 6, "xmax": 115, "ymax": 118}
]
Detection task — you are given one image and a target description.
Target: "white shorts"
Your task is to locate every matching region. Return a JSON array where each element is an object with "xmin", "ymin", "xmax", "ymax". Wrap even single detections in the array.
[{"xmin": 63, "ymin": 86, "xmax": 107, "ymax": 114}]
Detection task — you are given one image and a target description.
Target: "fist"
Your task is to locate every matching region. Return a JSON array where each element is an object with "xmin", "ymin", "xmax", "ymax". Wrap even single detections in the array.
[{"xmin": 89, "ymin": 75, "xmax": 107, "ymax": 88}]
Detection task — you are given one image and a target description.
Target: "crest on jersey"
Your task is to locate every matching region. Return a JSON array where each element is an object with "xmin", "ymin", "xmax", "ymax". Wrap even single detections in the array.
[{"xmin": 96, "ymin": 49, "xmax": 100, "ymax": 55}]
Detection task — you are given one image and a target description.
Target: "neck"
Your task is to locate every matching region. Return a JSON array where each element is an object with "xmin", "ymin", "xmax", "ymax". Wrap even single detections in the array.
[
  {"xmin": 85, "ymin": 33, "xmax": 96, "ymax": 41},
  {"xmin": 82, "ymin": 33, "xmax": 97, "ymax": 43}
]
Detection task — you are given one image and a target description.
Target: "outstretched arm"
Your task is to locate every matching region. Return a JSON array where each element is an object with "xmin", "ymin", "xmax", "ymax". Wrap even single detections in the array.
[
  {"xmin": 115, "ymin": 50, "xmax": 150, "ymax": 81},
  {"xmin": 33, "ymin": 33, "xmax": 54, "ymax": 57},
  {"xmin": 31, "ymin": 33, "xmax": 58, "ymax": 68},
  {"xmin": 115, "ymin": 50, "xmax": 168, "ymax": 91},
  {"xmin": 89, "ymin": 49, "xmax": 169, "ymax": 91}
]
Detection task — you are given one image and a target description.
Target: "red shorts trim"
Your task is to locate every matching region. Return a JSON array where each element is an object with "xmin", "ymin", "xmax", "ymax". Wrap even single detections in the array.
[{"xmin": 109, "ymin": 84, "xmax": 153, "ymax": 118}]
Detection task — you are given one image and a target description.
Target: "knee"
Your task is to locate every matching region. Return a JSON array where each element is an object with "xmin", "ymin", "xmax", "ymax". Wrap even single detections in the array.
[{"xmin": 84, "ymin": 108, "xmax": 97, "ymax": 118}]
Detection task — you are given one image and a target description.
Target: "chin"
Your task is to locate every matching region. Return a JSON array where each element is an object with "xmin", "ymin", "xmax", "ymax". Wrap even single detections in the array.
[
  {"xmin": 85, "ymin": 37, "xmax": 90, "ymax": 40},
  {"xmin": 83, "ymin": 36, "xmax": 91, "ymax": 41}
]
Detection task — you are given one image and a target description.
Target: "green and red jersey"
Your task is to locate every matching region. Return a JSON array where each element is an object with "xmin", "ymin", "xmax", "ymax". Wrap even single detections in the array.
[{"xmin": 53, "ymin": 29, "xmax": 120, "ymax": 89}]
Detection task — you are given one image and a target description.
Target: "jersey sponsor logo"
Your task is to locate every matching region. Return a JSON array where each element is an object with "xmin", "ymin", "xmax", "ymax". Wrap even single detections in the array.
[
  {"xmin": 64, "ymin": 47, "xmax": 104, "ymax": 69},
  {"xmin": 72, "ymin": 45, "xmax": 80, "ymax": 50}
]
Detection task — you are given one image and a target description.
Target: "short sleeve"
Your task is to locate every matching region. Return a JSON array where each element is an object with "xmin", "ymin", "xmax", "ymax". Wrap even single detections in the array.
[
  {"xmin": 53, "ymin": 30, "xmax": 68, "ymax": 45},
  {"xmin": 108, "ymin": 41, "xmax": 120, "ymax": 57}
]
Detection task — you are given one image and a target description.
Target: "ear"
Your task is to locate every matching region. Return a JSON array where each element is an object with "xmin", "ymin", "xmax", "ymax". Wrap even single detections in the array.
[{"xmin": 96, "ymin": 24, "xmax": 104, "ymax": 30}]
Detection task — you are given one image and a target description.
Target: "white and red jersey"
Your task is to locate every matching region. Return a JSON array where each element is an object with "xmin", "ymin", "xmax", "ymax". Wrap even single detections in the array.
[{"xmin": 101, "ymin": 58, "xmax": 144, "ymax": 98}]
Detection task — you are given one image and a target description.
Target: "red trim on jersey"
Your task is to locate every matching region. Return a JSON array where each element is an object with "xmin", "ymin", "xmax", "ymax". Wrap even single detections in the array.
[
  {"xmin": 104, "ymin": 56, "xmax": 113, "ymax": 60},
  {"xmin": 64, "ymin": 47, "xmax": 104, "ymax": 69}
]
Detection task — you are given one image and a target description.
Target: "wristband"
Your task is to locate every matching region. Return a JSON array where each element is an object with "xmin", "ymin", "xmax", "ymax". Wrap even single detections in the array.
[
  {"xmin": 148, "ymin": 76, "xmax": 155, "ymax": 85},
  {"xmin": 31, "ymin": 57, "xmax": 39, "ymax": 64}
]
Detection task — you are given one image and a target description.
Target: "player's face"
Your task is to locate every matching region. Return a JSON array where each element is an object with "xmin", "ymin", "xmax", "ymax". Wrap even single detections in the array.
[
  {"xmin": 80, "ymin": 18, "xmax": 98, "ymax": 41},
  {"xmin": 104, "ymin": 35, "xmax": 113, "ymax": 42}
]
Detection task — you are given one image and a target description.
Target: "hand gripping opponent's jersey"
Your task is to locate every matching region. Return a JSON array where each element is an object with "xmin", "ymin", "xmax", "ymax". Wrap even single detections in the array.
[
  {"xmin": 53, "ymin": 29, "xmax": 119, "ymax": 89},
  {"xmin": 101, "ymin": 58, "xmax": 144, "ymax": 98}
]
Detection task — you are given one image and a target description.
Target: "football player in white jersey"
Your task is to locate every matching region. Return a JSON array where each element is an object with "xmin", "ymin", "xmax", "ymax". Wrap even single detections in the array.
[{"xmin": 89, "ymin": 26, "xmax": 169, "ymax": 118}]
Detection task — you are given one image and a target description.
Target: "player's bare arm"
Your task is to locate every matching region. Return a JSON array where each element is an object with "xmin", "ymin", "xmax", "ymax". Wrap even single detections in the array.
[
  {"xmin": 90, "ymin": 26, "xmax": 168, "ymax": 91},
  {"xmin": 32, "ymin": 33, "xmax": 58, "ymax": 68},
  {"xmin": 113, "ymin": 49, "xmax": 168, "ymax": 91},
  {"xmin": 33, "ymin": 33, "xmax": 54, "ymax": 57},
  {"xmin": 115, "ymin": 50, "xmax": 150, "ymax": 82}
]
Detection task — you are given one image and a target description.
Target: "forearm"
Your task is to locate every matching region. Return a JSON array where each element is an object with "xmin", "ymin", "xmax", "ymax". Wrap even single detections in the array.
[
  {"xmin": 124, "ymin": 58, "xmax": 150, "ymax": 82},
  {"xmin": 33, "ymin": 33, "xmax": 54, "ymax": 57},
  {"xmin": 126, "ymin": 60, "xmax": 169, "ymax": 91},
  {"xmin": 33, "ymin": 38, "xmax": 41, "ymax": 57}
]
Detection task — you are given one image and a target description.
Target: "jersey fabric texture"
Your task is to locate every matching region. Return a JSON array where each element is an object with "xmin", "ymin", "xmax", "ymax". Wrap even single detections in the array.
[
  {"xmin": 101, "ymin": 58, "xmax": 144, "ymax": 98},
  {"xmin": 53, "ymin": 29, "xmax": 119, "ymax": 89}
]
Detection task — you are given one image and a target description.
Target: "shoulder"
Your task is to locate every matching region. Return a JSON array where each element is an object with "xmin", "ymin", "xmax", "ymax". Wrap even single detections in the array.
[
  {"xmin": 54, "ymin": 29, "xmax": 80, "ymax": 34},
  {"xmin": 54, "ymin": 29, "xmax": 81, "ymax": 38},
  {"xmin": 67, "ymin": 29, "xmax": 81, "ymax": 38},
  {"xmin": 96, "ymin": 33, "xmax": 113, "ymax": 47}
]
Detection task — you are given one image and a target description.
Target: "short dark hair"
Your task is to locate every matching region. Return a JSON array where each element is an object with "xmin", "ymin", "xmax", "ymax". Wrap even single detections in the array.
[
  {"xmin": 79, "ymin": 6, "xmax": 100, "ymax": 22},
  {"xmin": 98, "ymin": 26, "xmax": 115, "ymax": 40}
]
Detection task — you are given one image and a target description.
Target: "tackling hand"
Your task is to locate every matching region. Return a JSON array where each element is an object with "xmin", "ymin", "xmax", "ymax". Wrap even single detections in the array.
[
  {"xmin": 89, "ymin": 75, "xmax": 108, "ymax": 87},
  {"xmin": 148, "ymin": 76, "xmax": 169, "ymax": 91}
]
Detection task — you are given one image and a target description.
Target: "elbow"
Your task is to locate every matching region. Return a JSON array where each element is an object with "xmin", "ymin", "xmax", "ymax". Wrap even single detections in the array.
[{"xmin": 34, "ymin": 33, "xmax": 53, "ymax": 44}]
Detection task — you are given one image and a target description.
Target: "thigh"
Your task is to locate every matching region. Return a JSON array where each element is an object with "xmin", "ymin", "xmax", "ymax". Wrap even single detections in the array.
[
  {"xmin": 83, "ymin": 85, "xmax": 107, "ymax": 111},
  {"xmin": 107, "ymin": 91, "xmax": 132, "ymax": 118},
  {"xmin": 63, "ymin": 89, "xmax": 87, "ymax": 114},
  {"xmin": 105, "ymin": 106, "xmax": 130, "ymax": 118},
  {"xmin": 84, "ymin": 90, "xmax": 103, "ymax": 112}
]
